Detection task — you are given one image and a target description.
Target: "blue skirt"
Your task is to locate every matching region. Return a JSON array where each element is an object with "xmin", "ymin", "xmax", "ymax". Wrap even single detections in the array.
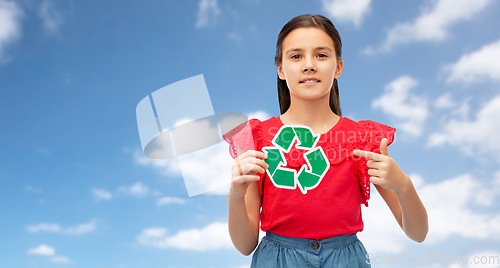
[{"xmin": 251, "ymin": 231, "xmax": 371, "ymax": 268}]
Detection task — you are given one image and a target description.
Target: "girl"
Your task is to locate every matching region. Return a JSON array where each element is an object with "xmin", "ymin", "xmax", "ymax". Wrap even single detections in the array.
[{"xmin": 223, "ymin": 14, "xmax": 428, "ymax": 267}]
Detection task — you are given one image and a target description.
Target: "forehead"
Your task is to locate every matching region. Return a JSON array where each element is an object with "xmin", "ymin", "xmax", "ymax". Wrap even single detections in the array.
[{"xmin": 282, "ymin": 27, "xmax": 335, "ymax": 52}]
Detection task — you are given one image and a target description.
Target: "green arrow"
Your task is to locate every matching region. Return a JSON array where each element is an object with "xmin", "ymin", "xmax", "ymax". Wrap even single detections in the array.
[
  {"xmin": 296, "ymin": 147, "xmax": 329, "ymax": 193},
  {"xmin": 296, "ymin": 168, "xmax": 320, "ymax": 192},
  {"xmin": 265, "ymin": 126, "xmax": 330, "ymax": 194},
  {"xmin": 293, "ymin": 127, "xmax": 318, "ymax": 149},
  {"xmin": 272, "ymin": 169, "xmax": 295, "ymax": 188},
  {"xmin": 263, "ymin": 148, "xmax": 283, "ymax": 175},
  {"xmin": 274, "ymin": 126, "xmax": 295, "ymax": 151},
  {"xmin": 304, "ymin": 148, "xmax": 328, "ymax": 175}
]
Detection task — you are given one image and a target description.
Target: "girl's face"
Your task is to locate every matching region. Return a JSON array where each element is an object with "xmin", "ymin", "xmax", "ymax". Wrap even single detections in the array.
[{"xmin": 277, "ymin": 27, "xmax": 343, "ymax": 102}]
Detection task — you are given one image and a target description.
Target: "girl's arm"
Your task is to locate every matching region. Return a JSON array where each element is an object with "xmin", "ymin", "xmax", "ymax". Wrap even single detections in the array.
[
  {"xmin": 353, "ymin": 138, "xmax": 428, "ymax": 243},
  {"xmin": 374, "ymin": 179, "xmax": 428, "ymax": 243},
  {"xmin": 228, "ymin": 149, "xmax": 268, "ymax": 256}
]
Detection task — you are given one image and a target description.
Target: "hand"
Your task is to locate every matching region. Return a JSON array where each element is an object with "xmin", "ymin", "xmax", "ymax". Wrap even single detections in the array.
[
  {"xmin": 352, "ymin": 138, "xmax": 409, "ymax": 194},
  {"xmin": 229, "ymin": 150, "xmax": 269, "ymax": 199}
]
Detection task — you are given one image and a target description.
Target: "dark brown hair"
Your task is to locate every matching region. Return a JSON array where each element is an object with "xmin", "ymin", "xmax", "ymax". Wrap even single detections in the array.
[{"xmin": 275, "ymin": 14, "xmax": 342, "ymax": 116}]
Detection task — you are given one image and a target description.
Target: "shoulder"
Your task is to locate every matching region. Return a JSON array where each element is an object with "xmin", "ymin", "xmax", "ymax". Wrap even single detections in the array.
[
  {"xmin": 260, "ymin": 116, "xmax": 280, "ymax": 127},
  {"xmin": 337, "ymin": 116, "xmax": 394, "ymax": 131},
  {"xmin": 250, "ymin": 116, "xmax": 282, "ymax": 135},
  {"xmin": 338, "ymin": 116, "xmax": 395, "ymax": 133},
  {"xmin": 338, "ymin": 116, "xmax": 358, "ymax": 130},
  {"xmin": 356, "ymin": 119, "xmax": 396, "ymax": 138},
  {"xmin": 353, "ymin": 118, "xmax": 396, "ymax": 148},
  {"xmin": 356, "ymin": 119, "xmax": 394, "ymax": 130}
]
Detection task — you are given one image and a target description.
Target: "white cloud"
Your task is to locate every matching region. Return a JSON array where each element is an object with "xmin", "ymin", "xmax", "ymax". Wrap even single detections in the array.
[
  {"xmin": 26, "ymin": 221, "xmax": 96, "ymax": 235},
  {"xmin": 27, "ymin": 244, "xmax": 71, "ymax": 264},
  {"xmin": 38, "ymin": 0, "xmax": 63, "ymax": 34},
  {"xmin": 137, "ymin": 221, "xmax": 233, "ymax": 251},
  {"xmin": 450, "ymin": 250, "xmax": 500, "ymax": 268},
  {"xmin": 435, "ymin": 92, "xmax": 456, "ymax": 109},
  {"xmin": 134, "ymin": 149, "xmax": 181, "ymax": 176},
  {"xmin": 419, "ymin": 174, "xmax": 500, "ymax": 243},
  {"xmin": 63, "ymin": 221, "xmax": 96, "ymax": 235},
  {"xmin": 157, "ymin": 196, "xmax": 186, "ymax": 206},
  {"xmin": 359, "ymin": 185, "xmax": 409, "ymax": 253},
  {"xmin": 495, "ymin": 171, "xmax": 500, "ymax": 190},
  {"xmin": 138, "ymin": 227, "xmax": 167, "ymax": 239},
  {"xmin": 195, "ymin": 0, "xmax": 220, "ymax": 28},
  {"xmin": 27, "ymin": 223, "xmax": 61, "ymax": 233},
  {"xmin": 450, "ymin": 98, "xmax": 471, "ymax": 120},
  {"xmin": 50, "ymin": 256, "xmax": 71, "ymax": 263},
  {"xmin": 322, "ymin": 0, "xmax": 371, "ymax": 27},
  {"xmin": 175, "ymin": 141, "xmax": 234, "ymax": 196},
  {"xmin": 360, "ymin": 172, "xmax": 500, "ymax": 254},
  {"xmin": 28, "ymin": 244, "xmax": 55, "ymax": 256},
  {"xmin": 0, "ymin": 0, "xmax": 23, "ymax": 62},
  {"xmin": 444, "ymin": 39, "xmax": 500, "ymax": 84},
  {"xmin": 92, "ymin": 188, "xmax": 112, "ymax": 201},
  {"xmin": 434, "ymin": 93, "xmax": 471, "ymax": 121},
  {"xmin": 372, "ymin": 75, "xmax": 428, "ymax": 136},
  {"xmin": 428, "ymin": 95, "xmax": 500, "ymax": 162},
  {"xmin": 118, "ymin": 182, "xmax": 150, "ymax": 197},
  {"xmin": 364, "ymin": 0, "xmax": 493, "ymax": 54},
  {"xmin": 246, "ymin": 110, "xmax": 269, "ymax": 121}
]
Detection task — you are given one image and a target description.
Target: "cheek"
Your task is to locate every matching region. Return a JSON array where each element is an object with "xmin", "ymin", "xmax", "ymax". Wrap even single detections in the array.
[
  {"xmin": 323, "ymin": 62, "xmax": 337, "ymax": 75},
  {"xmin": 281, "ymin": 63, "xmax": 298, "ymax": 79},
  {"xmin": 320, "ymin": 63, "xmax": 337, "ymax": 88}
]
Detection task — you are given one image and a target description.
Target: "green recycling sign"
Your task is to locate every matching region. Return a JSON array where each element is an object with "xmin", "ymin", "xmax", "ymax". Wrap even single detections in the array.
[{"xmin": 263, "ymin": 125, "xmax": 330, "ymax": 194}]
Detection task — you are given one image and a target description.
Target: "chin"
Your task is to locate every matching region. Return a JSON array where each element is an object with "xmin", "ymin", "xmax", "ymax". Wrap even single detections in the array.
[
  {"xmin": 291, "ymin": 92, "xmax": 330, "ymax": 101},
  {"xmin": 290, "ymin": 88, "xmax": 330, "ymax": 99}
]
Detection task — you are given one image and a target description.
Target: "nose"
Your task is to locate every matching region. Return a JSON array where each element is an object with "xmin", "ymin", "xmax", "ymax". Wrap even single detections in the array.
[{"xmin": 302, "ymin": 58, "xmax": 316, "ymax": 73}]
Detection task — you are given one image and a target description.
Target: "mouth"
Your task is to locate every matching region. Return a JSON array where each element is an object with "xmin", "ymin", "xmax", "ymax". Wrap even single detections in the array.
[{"xmin": 300, "ymin": 78, "xmax": 320, "ymax": 84}]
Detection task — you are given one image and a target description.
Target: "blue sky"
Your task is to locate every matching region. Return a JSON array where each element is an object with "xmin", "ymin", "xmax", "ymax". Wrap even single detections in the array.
[{"xmin": 1, "ymin": 0, "xmax": 500, "ymax": 267}]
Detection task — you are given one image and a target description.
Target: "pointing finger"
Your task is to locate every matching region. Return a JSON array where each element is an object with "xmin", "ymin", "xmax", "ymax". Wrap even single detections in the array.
[
  {"xmin": 380, "ymin": 138, "xmax": 390, "ymax": 157},
  {"xmin": 352, "ymin": 150, "xmax": 384, "ymax": 161},
  {"xmin": 369, "ymin": 176, "xmax": 383, "ymax": 185},
  {"xmin": 239, "ymin": 150, "xmax": 268, "ymax": 160}
]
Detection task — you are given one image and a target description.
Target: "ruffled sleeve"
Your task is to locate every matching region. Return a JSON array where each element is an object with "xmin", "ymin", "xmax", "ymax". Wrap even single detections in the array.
[
  {"xmin": 222, "ymin": 118, "xmax": 265, "ymax": 195},
  {"xmin": 356, "ymin": 120, "xmax": 396, "ymax": 207},
  {"xmin": 222, "ymin": 118, "xmax": 263, "ymax": 159}
]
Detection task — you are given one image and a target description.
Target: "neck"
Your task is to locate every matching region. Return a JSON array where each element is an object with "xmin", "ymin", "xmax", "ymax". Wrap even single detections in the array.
[{"xmin": 281, "ymin": 93, "xmax": 340, "ymax": 134}]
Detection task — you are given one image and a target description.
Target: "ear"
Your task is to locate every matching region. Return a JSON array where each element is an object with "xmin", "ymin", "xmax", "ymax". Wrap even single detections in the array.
[
  {"xmin": 276, "ymin": 63, "xmax": 286, "ymax": 80},
  {"xmin": 334, "ymin": 59, "xmax": 344, "ymax": 79}
]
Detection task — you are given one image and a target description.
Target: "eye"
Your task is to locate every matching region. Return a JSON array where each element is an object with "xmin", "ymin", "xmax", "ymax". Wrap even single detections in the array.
[
  {"xmin": 317, "ymin": 53, "xmax": 328, "ymax": 58},
  {"xmin": 291, "ymin": 54, "xmax": 302, "ymax": 59}
]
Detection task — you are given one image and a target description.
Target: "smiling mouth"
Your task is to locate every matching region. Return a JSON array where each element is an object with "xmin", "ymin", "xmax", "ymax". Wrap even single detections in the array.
[{"xmin": 300, "ymin": 80, "xmax": 320, "ymax": 84}]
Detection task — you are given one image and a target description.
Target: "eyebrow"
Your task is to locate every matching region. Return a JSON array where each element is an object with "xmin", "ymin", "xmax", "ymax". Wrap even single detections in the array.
[{"xmin": 285, "ymin": 47, "xmax": 333, "ymax": 55}]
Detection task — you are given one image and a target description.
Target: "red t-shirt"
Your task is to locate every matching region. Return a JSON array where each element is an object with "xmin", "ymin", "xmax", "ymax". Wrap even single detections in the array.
[{"xmin": 223, "ymin": 116, "xmax": 396, "ymax": 240}]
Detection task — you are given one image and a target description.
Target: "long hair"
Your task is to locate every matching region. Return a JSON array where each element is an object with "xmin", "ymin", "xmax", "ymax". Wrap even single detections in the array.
[{"xmin": 275, "ymin": 14, "xmax": 342, "ymax": 116}]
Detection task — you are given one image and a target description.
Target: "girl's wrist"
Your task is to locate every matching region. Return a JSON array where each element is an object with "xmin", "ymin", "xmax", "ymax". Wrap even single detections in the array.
[
  {"xmin": 228, "ymin": 189, "xmax": 245, "ymax": 202},
  {"xmin": 394, "ymin": 174, "xmax": 412, "ymax": 196}
]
